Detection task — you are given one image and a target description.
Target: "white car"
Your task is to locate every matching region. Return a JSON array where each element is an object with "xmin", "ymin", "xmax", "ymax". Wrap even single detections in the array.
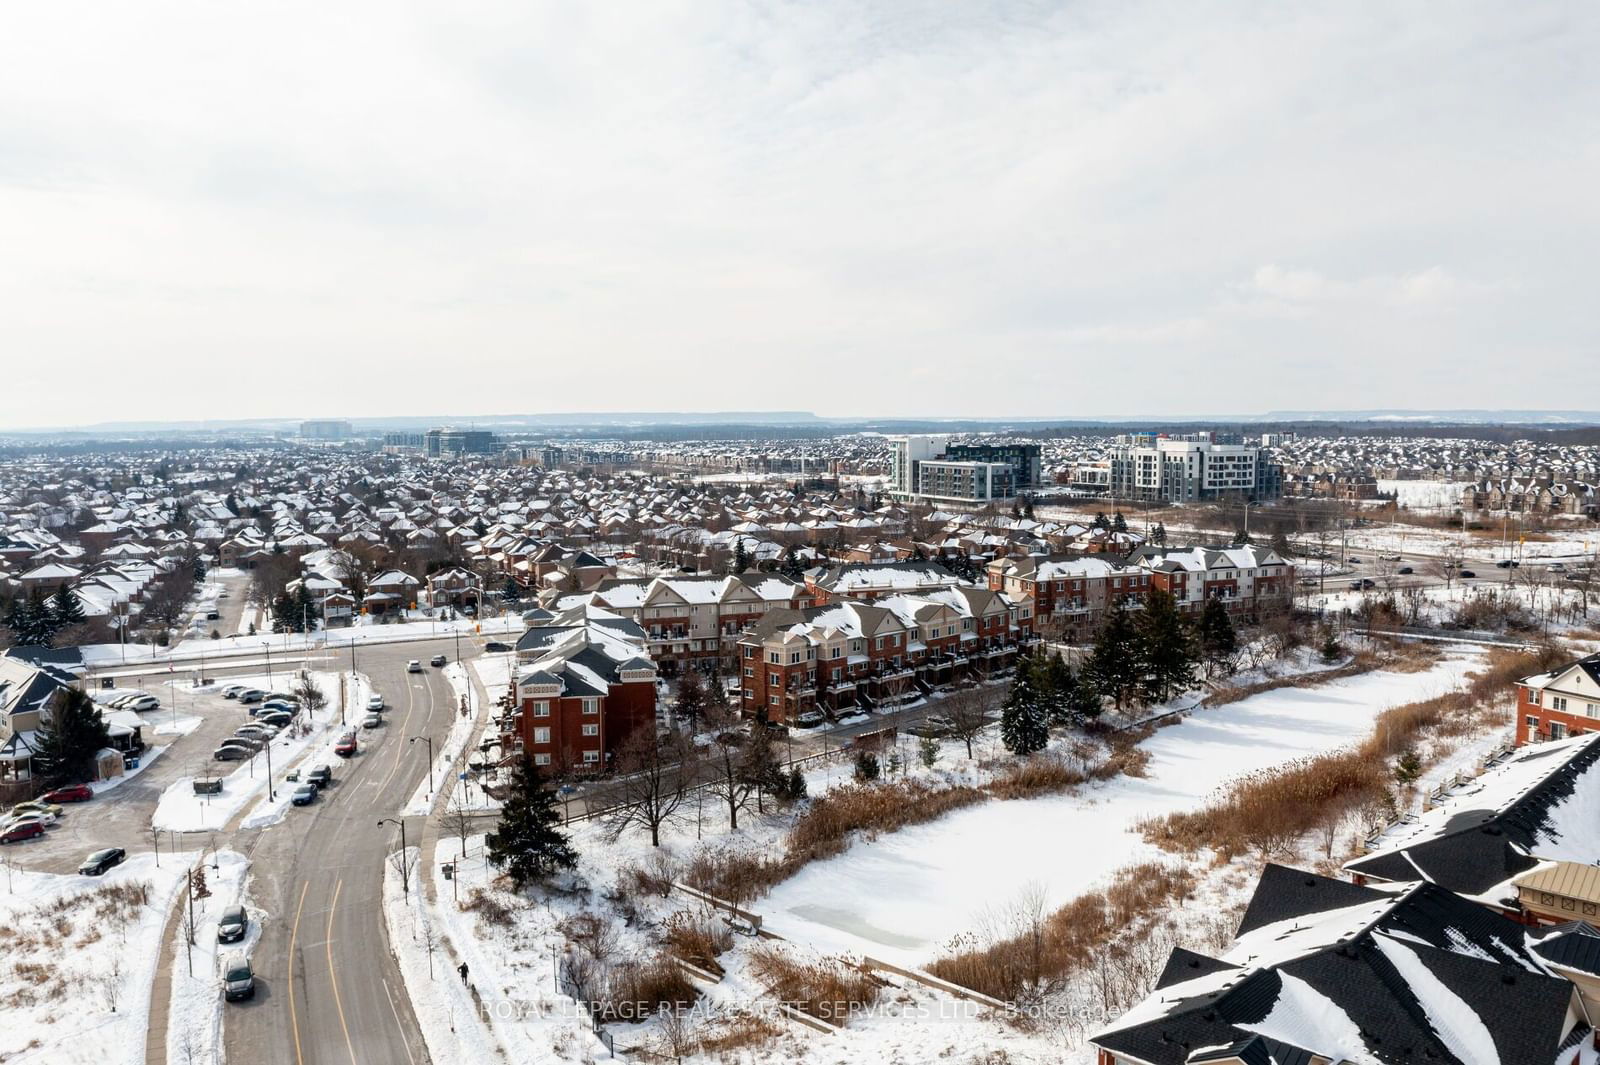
[
  {"xmin": 366, "ymin": 694, "xmax": 385, "ymax": 711},
  {"xmin": 406, "ymin": 660, "xmax": 422, "ymax": 673}
]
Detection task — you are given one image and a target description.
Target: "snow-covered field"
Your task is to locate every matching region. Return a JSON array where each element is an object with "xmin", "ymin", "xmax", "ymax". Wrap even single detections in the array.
[
  {"xmin": 0, "ymin": 854, "xmax": 193, "ymax": 1065},
  {"xmin": 760, "ymin": 652, "xmax": 1481, "ymax": 967}
]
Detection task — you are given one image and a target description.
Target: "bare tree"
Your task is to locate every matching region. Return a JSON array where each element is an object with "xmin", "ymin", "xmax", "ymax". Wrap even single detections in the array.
[
  {"xmin": 1427, "ymin": 542, "xmax": 1466, "ymax": 594},
  {"xmin": 706, "ymin": 735, "xmax": 755, "ymax": 831},
  {"xmin": 441, "ymin": 791, "xmax": 474, "ymax": 860},
  {"xmin": 943, "ymin": 685, "xmax": 990, "ymax": 760},
  {"xmin": 607, "ymin": 730, "xmax": 696, "ymax": 847}
]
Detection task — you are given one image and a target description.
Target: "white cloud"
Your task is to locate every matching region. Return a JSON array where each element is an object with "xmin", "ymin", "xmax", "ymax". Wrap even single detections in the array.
[{"xmin": 0, "ymin": 1, "xmax": 1595, "ymax": 425}]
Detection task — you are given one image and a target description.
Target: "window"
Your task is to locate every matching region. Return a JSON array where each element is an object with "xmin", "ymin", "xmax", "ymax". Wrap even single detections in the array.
[
  {"xmin": 744, "ymin": 646, "xmax": 754, "ymax": 659},
  {"xmin": 1553, "ymin": 696, "xmax": 1569, "ymax": 712},
  {"xmin": 582, "ymin": 699, "xmax": 599, "ymax": 715},
  {"xmin": 534, "ymin": 753, "xmax": 551, "ymax": 766},
  {"xmin": 769, "ymin": 694, "xmax": 779, "ymax": 705},
  {"xmin": 583, "ymin": 750, "xmax": 599, "ymax": 763},
  {"xmin": 533, "ymin": 701, "xmax": 550, "ymax": 717},
  {"xmin": 743, "ymin": 667, "xmax": 754, "ymax": 678},
  {"xmin": 1552, "ymin": 722, "xmax": 1568, "ymax": 740},
  {"xmin": 533, "ymin": 727, "xmax": 550, "ymax": 744},
  {"xmin": 832, "ymin": 647, "xmax": 842, "ymax": 659},
  {"xmin": 582, "ymin": 723, "xmax": 599, "ymax": 737},
  {"xmin": 1530, "ymin": 689, "xmax": 1542, "ymax": 706},
  {"xmin": 768, "ymin": 651, "xmax": 781, "ymax": 664},
  {"xmin": 1589, "ymin": 703, "xmax": 1600, "ymax": 719}
]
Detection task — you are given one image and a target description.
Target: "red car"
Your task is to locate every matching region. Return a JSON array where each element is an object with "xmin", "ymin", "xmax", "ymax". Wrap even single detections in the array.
[
  {"xmin": 0, "ymin": 822, "xmax": 44, "ymax": 845},
  {"xmin": 333, "ymin": 732, "xmax": 358, "ymax": 758},
  {"xmin": 42, "ymin": 784, "xmax": 93, "ymax": 804}
]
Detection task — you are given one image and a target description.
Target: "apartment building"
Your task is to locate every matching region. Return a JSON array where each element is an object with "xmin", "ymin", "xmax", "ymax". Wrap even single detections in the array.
[
  {"xmin": 942, "ymin": 442, "xmax": 1042, "ymax": 489},
  {"xmin": 986, "ymin": 554, "xmax": 1147, "ymax": 642},
  {"xmin": 504, "ymin": 605, "xmax": 658, "ymax": 773},
  {"xmin": 737, "ymin": 586, "xmax": 1030, "ymax": 722},
  {"xmin": 425, "ymin": 428, "xmax": 500, "ymax": 458},
  {"xmin": 584, "ymin": 573, "xmax": 810, "ymax": 674},
  {"xmin": 1108, "ymin": 433, "xmax": 1282, "ymax": 503},
  {"xmin": 1516, "ymin": 652, "xmax": 1600, "ymax": 745},
  {"xmin": 887, "ymin": 435, "xmax": 1027, "ymax": 502},
  {"xmin": 1127, "ymin": 545, "xmax": 1296, "ymax": 616},
  {"xmin": 915, "ymin": 460, "xmax": 1015, "ymax": 503}
]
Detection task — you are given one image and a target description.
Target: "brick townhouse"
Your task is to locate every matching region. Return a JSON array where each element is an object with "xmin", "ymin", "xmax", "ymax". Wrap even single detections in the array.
[
  {"xmin": 1516, "ymin": 652, "xmax": 1600, "ymax": 746},
  {"xmin": 804, "ymin": 560, "xmax": 966, "ymax": 606},
  {"xmin": 987, "ymin": 555, "xmax": 1149, "ymax": 643},
  {"xmin": 737, "ymin": 585, "xmax": 1031, "ymax": 723},
  {"xmin": 502, "ymin": 605, "xmax": 658, "ymax": 774},
  {"xmin": 584, "ymin": 573, "xmax": 810, "ymax": 676},
  {"xmin": 1127, "ymin": 545, "xmax": 1295, "ymax": 617}
]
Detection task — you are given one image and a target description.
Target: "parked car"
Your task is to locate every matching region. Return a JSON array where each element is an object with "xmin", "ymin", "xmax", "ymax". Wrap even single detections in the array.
[
  {"xmin": 1550, "ymin": 562, "xmax": 1567, "ymax": 572},
  {"xmin": 366, "ymin": 694, "xmax": 384, "ymax": 711},
  {"xmin": 236, "ymin": 725, "xmax": 278, "ymax": 740},
  {"xmin": 0, "ymin": 822, "xmax": 44, "ymax": 845},
  {"xmin": 258, "ymin": 711, "xmax": 293, "ymax": 727},
  {"xmin": 221, "ymin": 684, "xmax": 247, "ymax": 699},
  {"xmin": 259, "ymin": 699, "xmax": 298, "ymax": 713},
  {"xmin": 217, "ymin": 905, "xmax": 248, "ymax": 943},
  {"xmin": 1347, "ymin": 556, "xmax": 1362, "ymax": 563},
  {"xmin": 205, "ymin": 610, "xmax": 221, "ymax": 620},
  {"xmin": 291, "ymin": 784, "xmax": 317, "ymax": 806},
  {"xmin": 42, "ymin": 784, "xmax": 93, "ymax": 803},
  {"xmin": 237, "ymin": 690, "xmax": 265, "ymax": 704},
  {"xmin": 222, "ymin": 954, "xmax": 255, "ymax": 1001},
  {"xmin": 794, "ymin": 709, "xmax": 826, "ymax": 728},
  {"xmin": 4, "ymin": 812, "xmax": 56, "ymax": 833},
  {"xmin": 79, "ymin": 847, "xmax": 126, "ymax": 876},
  {"xmin": 214, "ymin": 743, "xmax": 254, "ymax": 762},
  {"xmin": 227, "ymin": 733, "xmax": 267, "ymax": 751},
  {"xmin": 361, "ymin": 713, "xmax": 383, "ymax": 730},
  {"xmin": 407, "ymin": 660, "xmax": 422, "ymax": 673},
  {"xmin": 334, "ymin": 732, "xmax": 358, "ymax": 757},
  {"xmin": 9, "ymin": 801, "xmax": 63, "ymax": 819},
  {"xmin": 430, "ymin": 654, "xmax": 447, "ymax": 667},
  {"xmin": 306, "ymin": 765, "xmax": 332, "ymax": 788},
  {"xmin": 1398, "ymin": 566, "xmax": 1414, "ymax": 575},
  {"xmin": 484, "ymin": 641, "xmax": 511, "ymax": 653},
  {"xmin": 122, "ymin": 695, "xmax": 160, "ymax": 712}
]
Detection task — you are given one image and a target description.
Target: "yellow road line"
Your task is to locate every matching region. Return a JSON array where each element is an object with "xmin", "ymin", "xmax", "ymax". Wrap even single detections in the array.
[
  {"xmin": 287, "ymin": 880, "xmax": 310, "ymax": 1065},
  {"xmin": 325, "ymin": 877, "xmax": 357, "ymax": 1065}
]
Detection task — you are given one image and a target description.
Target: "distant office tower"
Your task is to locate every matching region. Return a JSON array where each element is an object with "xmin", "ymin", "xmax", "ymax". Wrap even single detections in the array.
[
  {"xmin": 424, "ymin": 428, "xmax": 500, "ymax": 458},
  {"xmin": 299, "ymin": 420, "xmax": 353, "ymax": 441}
]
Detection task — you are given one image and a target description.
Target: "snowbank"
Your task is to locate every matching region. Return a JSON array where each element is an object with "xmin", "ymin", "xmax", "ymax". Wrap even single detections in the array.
[{"xmin": 163, "ymin": 850, "xmax": 253, "ymax": 1065}]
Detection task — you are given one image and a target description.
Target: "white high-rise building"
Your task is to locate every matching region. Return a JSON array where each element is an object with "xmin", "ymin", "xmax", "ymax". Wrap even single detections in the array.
[{"xmin": 887, "ymin": 435, "xmax": 947, "ymax": 497}]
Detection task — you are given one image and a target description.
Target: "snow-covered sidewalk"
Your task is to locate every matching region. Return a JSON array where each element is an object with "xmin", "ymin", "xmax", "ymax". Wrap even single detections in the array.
[{"xmin": 162, "ymin": 850, "xmax": 253, "ymax": 1065}]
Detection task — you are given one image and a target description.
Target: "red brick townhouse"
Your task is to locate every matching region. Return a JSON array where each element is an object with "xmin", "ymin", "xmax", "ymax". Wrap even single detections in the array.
[
  {"xmin": 1127, "ymin": 545, "xmax": 1295, "ymax": 617},
  {"xmin": 585, "ymin": 573, "xmax": 809, "ymax": 676},
  {"xmin": 502, "ymin": 605, "xmax": 658, "ymax": 774},
  {"xmin": 804, "ymin": 560, "xmax": 965, "ymax": 606},
  {"xmin": 987, "ymin": 554, "xmax": 1149, "ymax": 642},
  {"xmin": 737, "ymin": 587, "xmax": 1032, "ymax": 723},
  {"xmin": 1516, "ymin": 652, "xmax": 1600, "ymax": 745}
]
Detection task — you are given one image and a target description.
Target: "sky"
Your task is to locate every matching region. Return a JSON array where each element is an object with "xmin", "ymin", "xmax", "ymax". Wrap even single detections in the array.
[{"xmin": 1, "ymin": 1, "xmax": 1596, "ymax": 429}]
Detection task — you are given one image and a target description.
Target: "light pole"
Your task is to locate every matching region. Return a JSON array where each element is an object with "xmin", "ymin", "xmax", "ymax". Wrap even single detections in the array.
[
  {"xmin": 410, "ymin": 735, "xmax": 436, "ymax": 797},
  {"xmin": 378, "ymin": 818, "xmax": 409, "ymax": 894},
  {"xmin": 264, "ymin": 644, "xmax": 273, "ymax": 688}
]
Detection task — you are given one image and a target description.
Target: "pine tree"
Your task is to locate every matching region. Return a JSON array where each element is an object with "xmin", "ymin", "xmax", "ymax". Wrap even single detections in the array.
[
  {"xmin": 1137, "ymin": 587, "xmax": 1195, "ymax": 705},
  {"xmin": 1065, "ymin": 670, "xmax": 1103, "ymax": 726},
  {"xmin": 1198, "ymin": 596, "xmax": 1239, "ymax": 677},
  {"xmin": 1152, "ymin": 522, "xmax": 1167, "ymax": 547},
  {"xmin": 486, "ymin": 756, "xmax": 577, "ymax": 889},
  {"xmin": 191, "ymin": 553, "xmax": 207, "ymax": 583},
  {"xmin": 51, "ymin": 584, "xmax": 85, "ymax": 628},
  {"xmin": 1093, "ymin": 511, "xmax": 1109, "ymax": 531},
  {"xmin": 1393, "ymin": 747, "xmax": 1423, "ymax": 786},
  {"xmin": 1086, "ymin": 600, "xmax": 1144, "ymax": 712},
  {"xmin": 733, "ymin": 540, "xmax": 750, "ymax": 574},
  {"xmin": 1000, "ymin": 665, "xmax": 1049, "ymax": 755},
  {"xmin": 780, "ymin": 545, "xmax": 805, "ymax": 581},
  {"xmin": 1041, "ymin": 651, "xmax": 1075, "ymax": 727},
  {"xmin": 853, "ymin": 750, "xmax": 880, "ymax": 781},
  {"xmin": 31, "ymin": 688, "xmax": 112, "ymax": 786},
  {"xmin": 1021, "ymin": 495, "xmax": 1036, "ymax": 521},
  {"xmin": 782, "ymin": 766, "xmax": 808, "ymax": 802},
  {"xmin": 918, "ymin": 735, "xmax": 940, "ymax": 769},
  {"xmin": 20, "ymin": 588, "xmax": 60, "ymax": 647},
  {"xmin": 295, "ymin": 583, "xmax": 320, "ymax": 632},
  {"xmin": 674, "ymin": 671, "xmax": 706, "ymax": 728},
  {"xmin": 502, "ymin": 577, "xmax": 521, "ymax": 603},
  {"xmin": 1112, "ymin": 511, "xmax": 1128, "ymax": 534}
]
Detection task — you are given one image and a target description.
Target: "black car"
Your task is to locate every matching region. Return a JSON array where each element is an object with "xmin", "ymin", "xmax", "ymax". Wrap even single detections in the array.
[
  {"xmin": 217, "ymin": 905, "xmax": 248, "ymax": 943},
  {"xmin": 291, "ymin": 784, "xmax": 317, "ymax": 806},
  {"xmin": 1397, "ymin": 566, "xmax": 1413, "ymax": 575},
  {"xmin": 430, "ymin": 654, "xmax": 447, "ymax": 667},
  {"xmin": 223, "ymin": 954, "xmax": 255, "ymax": 1001},
  {"xmin": 306, "ymin": 765, "xmax": 332, "ymax": 789},
  {"xmin": 484, "ymin": 642, "xmax": 511, "ymax": 653},
  {"xmin": 1460, "ymin": 569, "xmax": 1476, "ymax": 579},
  {"xmin": 79, "ymin": 847, "xmax": 126, "ymax": 876}
]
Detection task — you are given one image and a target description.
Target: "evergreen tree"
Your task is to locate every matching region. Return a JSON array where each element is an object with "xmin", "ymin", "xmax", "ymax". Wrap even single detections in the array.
[
  {"xmin": 271, "ymin": 592, "xmax": 296, "ymax": 634},
  {"xmin": 1152, "ymin": 522, "xmax": 1167, "ymax": 547},
  {"xmin": 1112, "ymin": 511, "xmax": 1128, "ymax": 534},
  {"xmin": 1393, "ymin": 747, "xmax": 1423, "ymax": 786},
  {"xmin": 51, "ymin": 584, "xmax": 85, "ymax": 628},
  {"xmin": 31, "ymin": 688, "xmax": 112, "ymax": 786},
  {"xmin": 1093, "ymin": 511, "xmax": 1109, "ymax": 531},
  {"xmin": 295, "ymin": 582, "xmax": 320, "ymax": 631},
  {"xmin": 1041, "ymin": 651, "xmax": 1075, "ymax": 727},
  {"xmin": 732, "ymin": 540, "xmax": 750, "ymax": 574},
  {"xmin": 853, "ymin": 750, "xmax": 880, "ymax": 781},
  {"xmin": 673, "ymin": 671, "xmax": 706, "ymax": 728},
  {"xmin": 1020, "ymin": 495, "xmax": 1036, "ymax": 521},
  {"xmin": 918, "ymin": 735, "xmax": 940, "ymax": 769},
  {"xmin": 779, "ymin": 545, "xmax": 805, "ymax": 581},
  {"xmin": 1198, "ymin": 596, "xmax": 1239, "ymax": 677},
  {"xmin": 1000, "ymin": 664, "xmax": 1049, "ymax": 755},
  {"xmin": 485, "ymin": 756, "xmax": 577, "ymax": 889},
  {"xmin": 1064, "ymin": 669, "xmax": 1104, "ymax": 726},
  {"xmin": 502, "ymin": 577, "xmax": 521, "ymax": 603},
  {"xmin": 1086, "ymin": 600, "xmax": 1144, "ymax": 711},
  {"xmin": 782, "ymin": 766, "xmax": 808, "ymax": 802},
  {"xmin": 20, "ymin": 588, "xmax": 60, "ymax": 646},
  {"xmin": 191, "ymin": 553, "xmax": 207, "ymax": 583},
  {"xmin": 1137, "ymin": 587, "xmax": 1195, "ymax": 705}
]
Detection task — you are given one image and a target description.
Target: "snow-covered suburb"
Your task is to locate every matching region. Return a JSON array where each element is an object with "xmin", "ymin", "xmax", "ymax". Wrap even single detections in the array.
[{"xmin": 759, "ymin": 652, "xmax": 1482, "ymax": 967}]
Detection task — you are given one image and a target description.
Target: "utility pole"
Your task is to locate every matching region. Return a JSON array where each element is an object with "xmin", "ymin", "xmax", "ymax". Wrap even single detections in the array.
[
  {"xmin": 378, "ymin": 818, "xmax": 409, "ymax": 894},
  {"xmin": 185, "ymin": 867, "xmax": 195, "ymax": 976},
  {"xmin": 410, "ymin": 735, "xmax": 436, "ymax": 798}
]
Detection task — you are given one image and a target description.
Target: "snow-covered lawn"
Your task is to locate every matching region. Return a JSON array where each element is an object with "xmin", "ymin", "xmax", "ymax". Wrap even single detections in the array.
[
  {"xmin": 0, "ymin": 854, "xmax": 193, "ymax": 1065},
  {"xmin": 163, "ymin": 850, "xmax": 252, "ymax": 1065},
  {"xmin": 399, "ymin": 658, "xmax": 505, "ymax": 817},
  {"xmin": 759, "ymin": 652, "xmax": 1482, "ymax": 967}
]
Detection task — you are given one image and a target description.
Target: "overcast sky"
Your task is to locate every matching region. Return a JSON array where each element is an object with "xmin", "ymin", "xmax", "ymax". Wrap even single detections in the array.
[{"xmin": 2, "ymin": 2, "xmax": 1596, "ymax": 428}]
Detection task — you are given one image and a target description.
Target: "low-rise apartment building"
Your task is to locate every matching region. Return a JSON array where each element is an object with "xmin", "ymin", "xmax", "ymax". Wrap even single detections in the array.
[
  {"xmin": 1516, "ymin": 652, "xmax": 1600, "ymax": 745},
  {"xmin": 584, "ymin": 573, "xmax": 809, "ymax": 675}
]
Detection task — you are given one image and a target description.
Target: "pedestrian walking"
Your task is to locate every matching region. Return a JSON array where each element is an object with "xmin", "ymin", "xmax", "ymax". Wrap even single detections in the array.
[{"xmin": 458, "ymin": 961, "xmax": 469, "ymax": 985}]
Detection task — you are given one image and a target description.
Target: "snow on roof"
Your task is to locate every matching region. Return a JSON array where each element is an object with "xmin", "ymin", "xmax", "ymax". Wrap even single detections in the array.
[
  {"xmin": 1371, "ymin": 933, "xmax": 1500, "ymax": 1065},
  {"xmin": 1236, "ymin": 971, "xmax": 1378, "ymax": 1065}
]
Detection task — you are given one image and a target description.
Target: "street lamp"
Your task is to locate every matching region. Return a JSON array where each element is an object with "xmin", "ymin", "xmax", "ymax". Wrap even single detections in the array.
[
  {"xmin": 378, "ymin": 817, "xmax": 409, "ymax": 894},
  {"xmin": 410, "ymin": 735, "xmax": 436, "ymax": 797}
]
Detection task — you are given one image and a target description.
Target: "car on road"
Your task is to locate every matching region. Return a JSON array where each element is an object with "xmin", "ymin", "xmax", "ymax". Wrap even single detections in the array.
[
  {"xmin": 334, "ymin": 732, "xmax": 358, "ymax": 757},
  {"xmin": 0, "ymin": 822, "xmax": 44, "ymax": 845},
  {"xmin": 430, "ymin": 654, "xmax": 447, "ymax": 667},
  {"xmin": 237, "ymin": 689, "xmax": 265, "ymax": 704},
  {"xmin": 79, "ymin": 847, "xmax": 126, "ymax": 876},
  {"xmin": 221, "ymin": 684, "xmax": 247, "ymax": 699},
  {"xmin": 205, "ymin": 610, "xmax": 220, "ymax": 620},
  {"xmin": 484, "ymin": 641, "xmax": 511, "ymax": 653},
  {"xmin": 366, "ymin": 694, "xmax": 384, "ymax": 711},
  {"xmin": 361, "ymin": 713, "xmax": 383, "ymax": 729},
  {"xmin": 1347, "ymin": 556, "xmax": 1362, "ymax": 563},
  {"xmin": 1496, "ymin": 559, "xmax": 1520, "ymax": 569},
  {"xmin": 1398, "ymin": 566, "xmax": 1414, "ymax": 575},
  {"xmin": 794, "ymin": 709, "xmax": 826, "ymax": 728},
  {"xmin": 1460, "ymin": 569, "xmax": 1476, "ymax": 579},
  {"xmin": 407, "ymin": 660, "xmax": 422, "ymax": 673},
  {"xmin": 1550, "ymin": 562, "xmax": 1567, "ymax": 571},
  {"xmin": 222, "ymin": 954, "xmax": 255, "ymax": 1001},
  {"xmin": 214, "ymin": 742, "xmax": 254, "ymax": 761},
  {"xmin": 1379, "ymin": 554, "xmax": 1403, "ymax": 562},
  {"xmin": 217, "ymin": 905, "xmax": 248, "ymax": 943},
  {"xmin": 291, "ymin": 783, "xmax": 317, "ymax": 806},
  {"xmin": 307, "ymin": 765, "xmax": 332, "ymax": 788},
  {"xmin": 42, "ymin": 784, "xmax": 93, "ymax": 804}
]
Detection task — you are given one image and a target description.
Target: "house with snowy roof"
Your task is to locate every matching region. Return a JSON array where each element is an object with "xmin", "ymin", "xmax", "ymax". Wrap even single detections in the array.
[
  {"xmin": 1517, "ymin": 653, "xmax": 1600, "ymax": 746},
  {"xmin": 1092, "ymin": 864, "xmax": 1590, "ymax": 1065}
]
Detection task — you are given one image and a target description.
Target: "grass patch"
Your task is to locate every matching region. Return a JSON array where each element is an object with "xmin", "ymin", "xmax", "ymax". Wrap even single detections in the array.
[{"xmin": 749, "ymin": 945, "xmax": 881, "ymax": 1024}]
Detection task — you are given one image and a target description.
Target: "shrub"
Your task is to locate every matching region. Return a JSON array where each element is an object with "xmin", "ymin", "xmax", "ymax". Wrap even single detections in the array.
[
  {"xmin": 986, "ymin": 754, "xmax": 1084, "ymax": 800},
  {"xmin": 662, "ymin": 911, "xmax": 734, "ymax": 975},
  {"xmin": 598, "ymin": 953, "xmax": 699, "ymax": 1023},
  {"xmin": 749, "ymin": 946, "xmax": 880, "ymax": 1024}
]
